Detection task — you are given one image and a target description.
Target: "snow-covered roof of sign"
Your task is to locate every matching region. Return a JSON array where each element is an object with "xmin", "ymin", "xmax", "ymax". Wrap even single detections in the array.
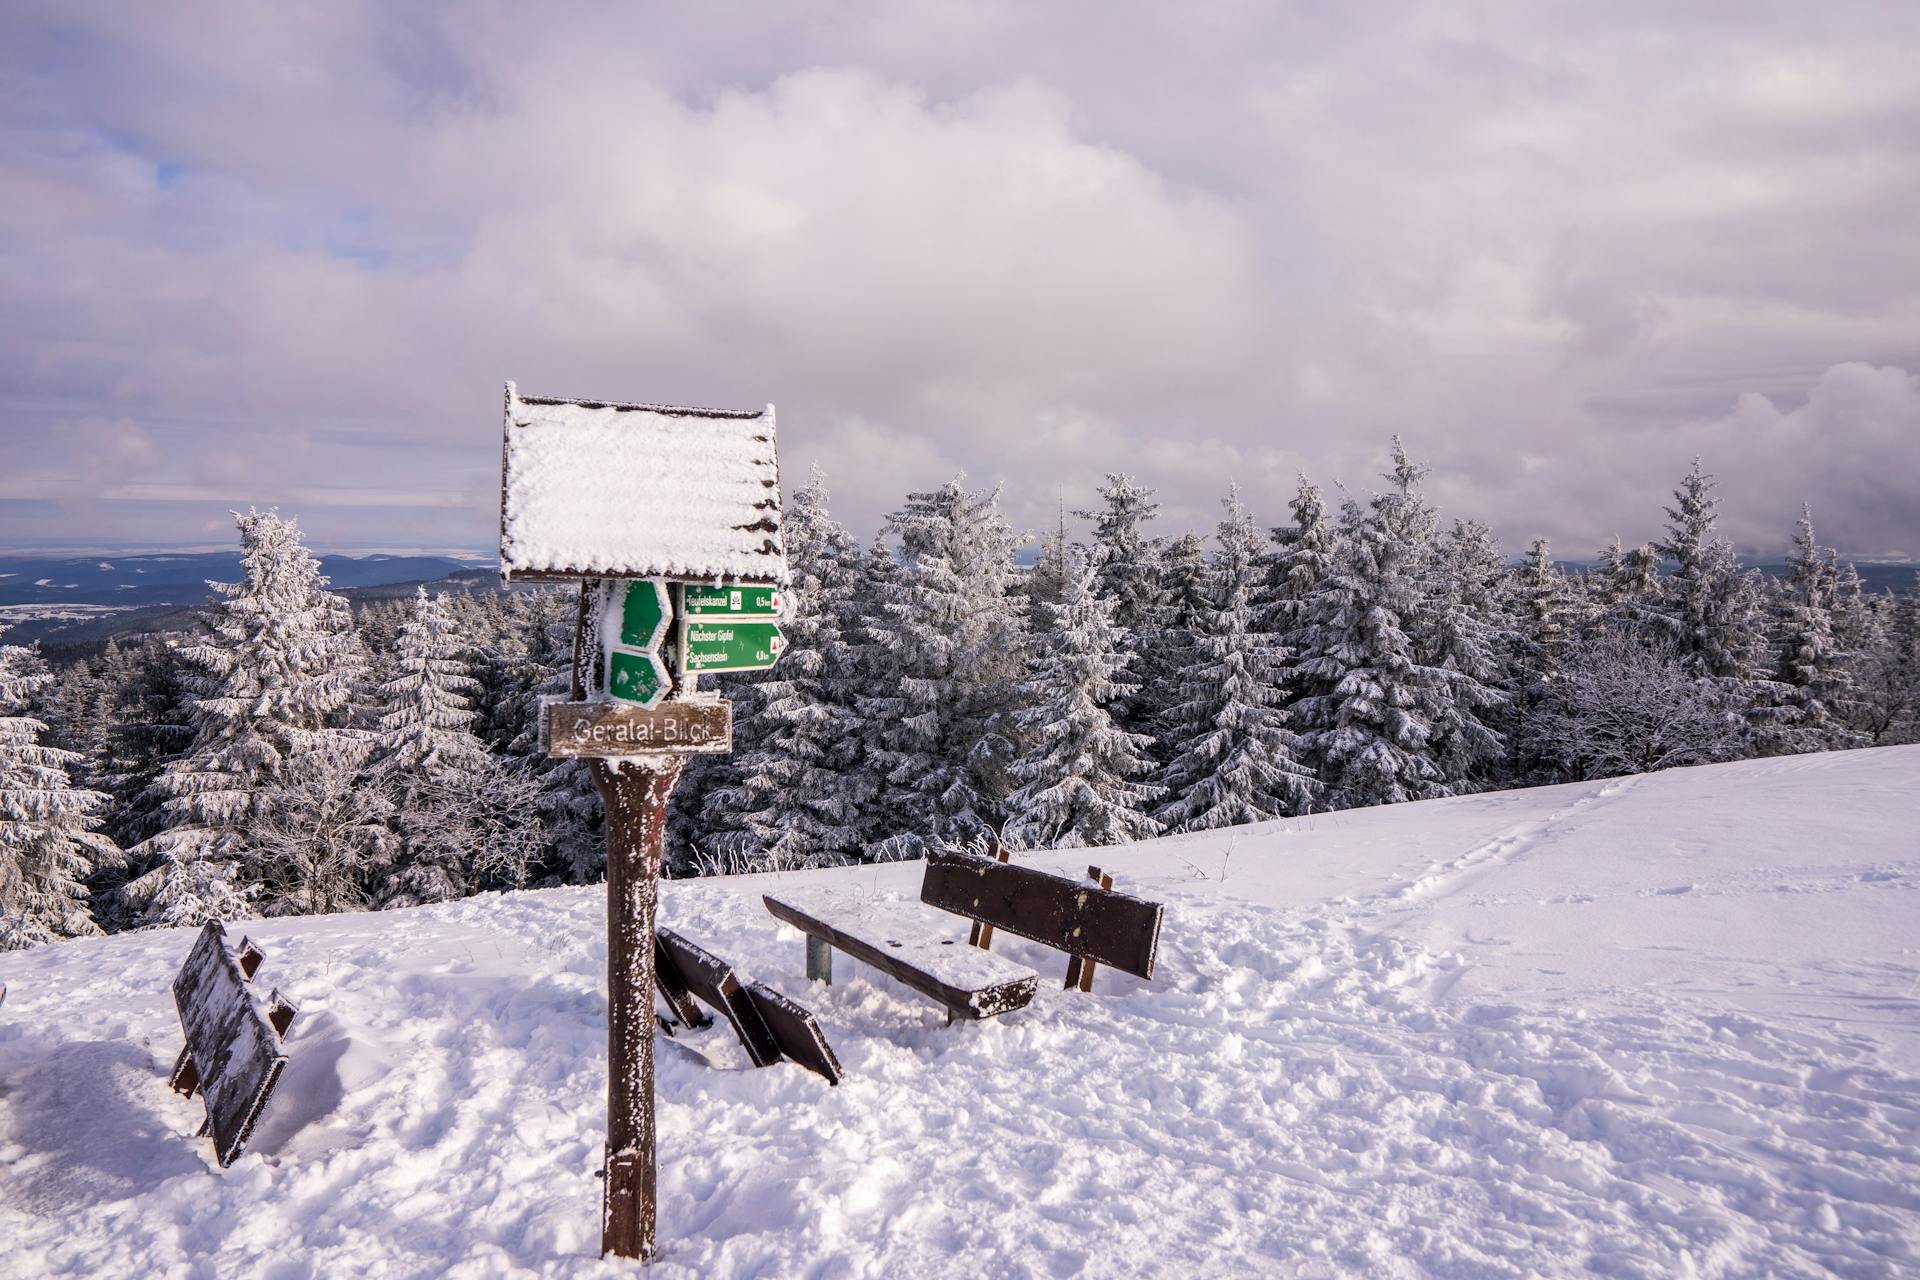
[{"xmin": 498, "ymin": 383, "xmax": 786, "ymax": 584}]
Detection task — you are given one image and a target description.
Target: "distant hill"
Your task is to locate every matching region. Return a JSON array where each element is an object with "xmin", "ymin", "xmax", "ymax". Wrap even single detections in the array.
[
  {"xmin": 0, "ymin": 561, "xmax": 526, "ymax": 659},
  {"xmin": 0, "ymin": 551, "xmax": 480, "ymax": 608}
]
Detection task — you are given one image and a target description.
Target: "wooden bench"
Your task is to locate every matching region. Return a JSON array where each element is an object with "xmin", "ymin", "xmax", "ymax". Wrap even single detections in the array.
[
  {"xmin": 654, "ymin": 928, "xmax": 843, "ymax": 1084},
  {"xmin": 169, "ymin": 922, "xmax": 299, "ymax": 1166},
  {"xmin": 761, "ymin": 846, "xmax": 1163, "ymax": 1021}
]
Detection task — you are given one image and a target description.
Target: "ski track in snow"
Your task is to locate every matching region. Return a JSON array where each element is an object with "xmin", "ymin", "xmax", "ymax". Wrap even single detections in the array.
[{"xmin": 3, "ymin": 755, "xmax": 1920, "ymax": 1278}]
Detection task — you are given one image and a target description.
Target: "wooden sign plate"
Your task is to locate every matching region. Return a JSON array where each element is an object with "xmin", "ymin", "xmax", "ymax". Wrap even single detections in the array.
[{"xmin": 547, "ymin": 699, "xmax": 732, "ymax": 758}]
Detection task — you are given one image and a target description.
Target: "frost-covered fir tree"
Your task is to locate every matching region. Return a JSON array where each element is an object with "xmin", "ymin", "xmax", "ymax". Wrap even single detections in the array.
[
  {"xmin": 1589, "ymin": 535, "xmax": 1665, "ymax": 635},
  {"xmin": 1863, "ymin": 578, "xmax": 1920, "ymax": 745},
  {"xmin": 1025, "ymin": 502, "xmax": 1075, "ymax": 637},
  {"xmin": 702, "ymin": 469, "xmax": 872, "ymax": 871},
  {"xmin": 1511, "ymin": 539, "xmax": 1585, "ymax": 681},
  {"xmin": 0, "ymin": 637, "xmax": 120, "ymax": 949},
  {"xmin": 130, "ymin": 509, "xmax": 366, "ymax": 925},
  {"xmin": 1504, "ymin": 537, "xmax": 1587, "ymax": 780},
  {"xmin": 1154, "ymin": 492, "xmax": 1317, "ymax": 831},
  {"xmin": 369, "ymin": 586, "xmax": 503, "ymax": 903},
  {"xmin": 862, "ymin": 479, "xmax": 1028, "ymax": 855},
  {"xmin": 1265, "ymin": 476, "xmax": 1340, "ymax": 646},
  {"xmin": 1004, "ymin": 555, "xmax": 1162, "ymax": 849},
  {"xmin": 1292, "ymin": 443, "xmax": 1466, "ymax": 809},
  {"xmin": 823, "ymin": 529, "xmax": 911, "ymax": 861},
  {"xmin": 1076, "ymin": 474, "xmax": 1164, "ymax": 739},
  {"xmin": 1077, "ymin": 474, "xmax": 1163, "ymax": 640},
  {"xmin": 1263, "ymin": 478, "xmax": 1344, "ymax": 761},
  {"xmin": 508, "ymin": 588, "xmax": 603, "ymax": 883},
  {"xmin": 1759, "ymin": 508, "xmax": 1864, "ymax": 754},
  {"xmin": 1653, "ymin": 460, "xmax": 1771, "ymax": 685},
  {"xmin": 1416, "ymin": 520, "xmax": 1510, "ymax": 791},
  {"xmin": 1135, "ymin": 530, "xmax": 1209, "ymax": 763},
  {"xmin": 373, "ymin": 588, "xmax": 491, "ymax": 782}
]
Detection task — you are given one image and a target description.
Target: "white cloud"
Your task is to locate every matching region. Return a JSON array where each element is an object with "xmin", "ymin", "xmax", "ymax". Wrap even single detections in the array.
[{"xmin": 1, "ymin": 2, "xmax": 1916, "ymax": 556}]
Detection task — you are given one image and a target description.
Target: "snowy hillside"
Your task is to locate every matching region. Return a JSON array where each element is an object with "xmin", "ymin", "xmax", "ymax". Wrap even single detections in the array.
[{"xmin": 3, "ymin": 748, "xmax": 1917, "ymax": 1278}]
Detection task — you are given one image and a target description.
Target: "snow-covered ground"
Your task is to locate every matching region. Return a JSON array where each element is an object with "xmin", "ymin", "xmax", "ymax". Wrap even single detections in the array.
[{"xmin": 3, "ymin": 748, "xmax": 1917, "ymax": 1278}]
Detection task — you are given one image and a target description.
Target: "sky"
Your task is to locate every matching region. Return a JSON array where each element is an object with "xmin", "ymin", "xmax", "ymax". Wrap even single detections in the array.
[{"xmin": 1, "ymin": 1, "xmax": 1917, "ymax": 559}]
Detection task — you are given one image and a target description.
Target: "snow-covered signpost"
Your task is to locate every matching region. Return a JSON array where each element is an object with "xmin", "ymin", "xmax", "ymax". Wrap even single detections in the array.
[{"xmin": 499, "ymin": 384, "xmax": 785, "ymax": 1261}]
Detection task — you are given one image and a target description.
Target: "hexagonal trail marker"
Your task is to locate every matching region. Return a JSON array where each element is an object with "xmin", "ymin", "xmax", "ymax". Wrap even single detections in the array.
[
  {"xmin": 615, "ymin": 579, "xmax": 672, "ymax": 649},
  {"xmin": 607, "ymin": 649, "xmax": 670, "ymax": 709}
]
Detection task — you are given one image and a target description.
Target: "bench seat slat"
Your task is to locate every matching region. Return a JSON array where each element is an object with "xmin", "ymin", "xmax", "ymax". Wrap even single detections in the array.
[{"xmin": 763, "ymin": 890, "xmax": 1038, "ymax": 1020}]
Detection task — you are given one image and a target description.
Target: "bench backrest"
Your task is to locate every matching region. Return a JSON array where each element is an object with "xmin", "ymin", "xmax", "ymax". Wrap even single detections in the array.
[{"xmin": 920, "ymin": 848, "xmax": 1162, "ymax": 980}]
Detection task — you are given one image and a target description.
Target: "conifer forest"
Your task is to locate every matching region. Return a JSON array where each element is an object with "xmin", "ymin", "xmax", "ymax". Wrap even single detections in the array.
[{"xmin": 4, "ymin": 445, "xmax": 1916, "ymax": 948}]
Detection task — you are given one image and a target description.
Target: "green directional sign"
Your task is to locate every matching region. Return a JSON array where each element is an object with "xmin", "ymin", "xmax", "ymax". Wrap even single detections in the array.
[
  {"xmin": 613, "ymin": 579, "xmax": 672, "ymax": 649},
  {"xmin": 680, "ymin": 620, "xmax": 785, "ymax": 673},
  {"xmin": 682, "ymin": 583, "xmax": 784, "ymax": 619},
  {"xmin": 606, "ymin": 648, "xmax": 670, "ymax": 708}
]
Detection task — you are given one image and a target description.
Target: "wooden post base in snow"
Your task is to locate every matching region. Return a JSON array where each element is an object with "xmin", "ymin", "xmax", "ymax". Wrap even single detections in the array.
[{"xmin": 591, "ymin": 757, "xmax": 684, "ymax": 1262}]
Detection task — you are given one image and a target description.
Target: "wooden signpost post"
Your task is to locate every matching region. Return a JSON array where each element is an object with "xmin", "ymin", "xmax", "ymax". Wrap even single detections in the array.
[{"xmin": 499, "ymin": 384, "xmax": 786, "ymax": 1263}]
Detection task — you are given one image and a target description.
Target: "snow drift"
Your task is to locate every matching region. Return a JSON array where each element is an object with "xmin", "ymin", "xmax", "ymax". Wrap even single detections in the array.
[{"xmin": 3, "ymin": 747, "xmax": 1917, "ymax": 1278}]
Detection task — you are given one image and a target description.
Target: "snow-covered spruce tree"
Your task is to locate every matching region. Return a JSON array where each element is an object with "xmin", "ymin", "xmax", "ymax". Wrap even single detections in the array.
[
  {"xmin": 821, "ymin": 529, "xmax": 911, "ymax": 862},
  {"xmin": 508, "ymin": 587, "xmax": 603, "ymax": 884},
  {"xmin": 1077, "ymin": 473, "xmax": 1164, "ymax": 641},
  {"xmin": 1504, "ymin": 537, "xmax": 1588, "ymax": 781},
  {"xmin": 1134, "ymin": 530, "xmax": 1208, "ymax": 765},
  {"xmin": 1758, "ymin": 508, "xmax": 1865, "ymax": 755},
  {"xmin": 374, "ymin": 587, "xmax": 492, "ymax": 783},
  {"xmin": 1024, "ymin": 502, "xmax": 1075, "ymax": 638},
  {"xmin": 1264, "ymin": 476, "xmax": 1340, "ymax": 645},
  {"xmin": 465, "ymin": 592, "xmax": 544, "ymax": 754},
  {"xmin": 1510, "ymin": 539, "xmax": 1584, "ymax": 682},
  {"xmin": 1415, "ymin": 520, "xmax": 1510, "ymax": 792},
  {"xmin": 370, "ymin": 586, "xmax": 502, "ymax": 904},
  {"xmin": 1861, "ymin": 577, "xmax": 1920, "ymax": 745},
  {"xmin": 1075, "ymin": 474, "xmax": 1164, "ymax": 742},
  {"xmin": 1154, "ymin": 491, "xmax": 1317, "ymax": 831},
  {"xmin": 701, "ymin": 468, "xmax": 872, "ymax": 872},
  {"xmin": 129, "ymin": 509, "xmax": 367, "ymax": 925},
  {"xmin": 861, "ymin": 478, "xmax": 1028, "ymax": 856},
  {"xmin": 1264, "ymin": 477, "xmax": 1344, "ymax": 760},
  {"xmin": 1652, "ymin": 459, "xmax": 1772, "ymax": 688},
  {"xmin": 1005, "ymin": 554, "xmax": 1162, "ymax": 849},
  {"xmin": 0, "ymin": 637, "xmax": 120, "ymax": 948},
  {"xmin": 1588, "ymin": 535, "xmax": 1666, "ymax": 636},
  {"xmin": 1291, "ymin": 443, "xmax": 1465, "ymax": 809}
]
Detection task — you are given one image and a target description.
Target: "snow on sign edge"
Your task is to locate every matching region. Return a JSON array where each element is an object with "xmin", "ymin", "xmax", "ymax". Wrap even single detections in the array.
[{"xmin": 498, "ymin": 382, "xmax": 787, "ymax": 584}]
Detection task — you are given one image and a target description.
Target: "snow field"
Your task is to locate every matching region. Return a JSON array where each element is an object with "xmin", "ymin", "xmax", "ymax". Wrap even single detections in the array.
[{"xmin": 2, "ymin": 748, "xmax": 1918, "ymax": 1277}]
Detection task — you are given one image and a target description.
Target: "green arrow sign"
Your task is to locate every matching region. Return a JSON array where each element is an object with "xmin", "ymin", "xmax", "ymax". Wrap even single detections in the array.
[
  {"xmin": 680, "ymin": 620, "xmax": 785, "ymax": 673},
  {"xmin": 683, "ymin": 583, "xmax": 784, "ymax": 619},
  {"xmin": 606, "ymin": 648, "xmax": 670, "ymax": 708},
  {"xmin": 611, "ymin": 579, "xmax": 672, "ymax": 650}
]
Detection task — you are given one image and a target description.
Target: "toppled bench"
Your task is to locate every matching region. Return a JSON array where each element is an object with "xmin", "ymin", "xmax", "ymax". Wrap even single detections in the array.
[
  {"xmin": 168, "ymin": 921, "xmax": 299, "ymax": 1166},
  {"xmin": 762, "ymin": 846, "xmax": 1164, "ymax": 1022},
  {"xmin": 654, "ymin": 928, "xmax": 843, "ymax": 1084}
]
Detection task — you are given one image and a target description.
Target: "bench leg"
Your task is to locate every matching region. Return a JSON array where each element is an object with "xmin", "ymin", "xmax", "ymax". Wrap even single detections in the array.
[{"xmin": 806, "ymin": 936, "xmax": 833, "ymax": 984}]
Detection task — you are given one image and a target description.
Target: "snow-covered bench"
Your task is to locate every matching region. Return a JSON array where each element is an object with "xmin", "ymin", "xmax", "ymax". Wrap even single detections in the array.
[
  {"xmin": 654, "ymin": 927, "xmax": 843, "ymax": 1084},
  {"xmin": 761, "ymin": 847, "xmax": 1164, "ymax": 1022}
]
